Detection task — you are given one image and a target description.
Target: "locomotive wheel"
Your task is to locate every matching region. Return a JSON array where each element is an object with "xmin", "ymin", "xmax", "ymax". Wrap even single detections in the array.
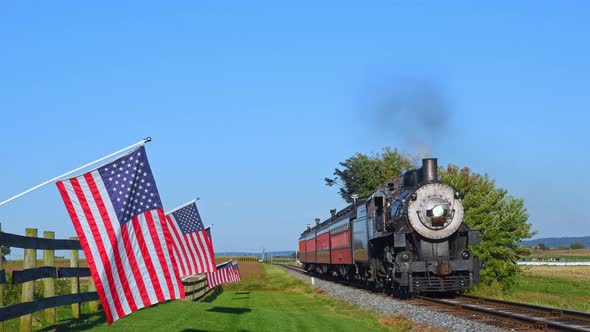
[{"xmin": 369, "ymin": 258, "xmax": 387, "ymax": 289}]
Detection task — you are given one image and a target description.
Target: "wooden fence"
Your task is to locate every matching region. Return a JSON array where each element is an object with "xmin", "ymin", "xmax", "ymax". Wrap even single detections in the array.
[
  {"xmin": 0, "ymin": 226, "xmax": 220, "ymax": 331},
  {"xmin": 0, "ymin": 227, "xmax": 99, "ymax": 332},
  {"xmin": 182, "ymin": 275, "xmax": 212, "ymax": 301}
]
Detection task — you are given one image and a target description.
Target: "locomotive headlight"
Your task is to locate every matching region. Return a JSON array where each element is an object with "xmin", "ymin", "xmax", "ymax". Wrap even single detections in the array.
[
  {"xmin": 461, "ymin": 250, "xmax": 471, "ymax": 259},
  {"xmin": 432, "ymin": 205, "xmax": 445, "ymax": 218}
]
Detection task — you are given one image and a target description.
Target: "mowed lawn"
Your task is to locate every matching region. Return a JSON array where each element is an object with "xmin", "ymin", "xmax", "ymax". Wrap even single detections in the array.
[
  {"xmin": 476, "ymin": 266, "xmax": 590, "ymax": 312},
  {"xmin": 27, "ymin": 263, "xmax": 418, "ymax": 332}
]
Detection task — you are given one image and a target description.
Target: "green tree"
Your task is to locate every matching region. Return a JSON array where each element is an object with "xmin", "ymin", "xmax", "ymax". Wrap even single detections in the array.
[
  {"xmin": 440, "ymin": 165, "xmax": 534, "ymax": 289},
  {"xmin": 324, "ymin": 147, "xmax": 412, "ymax": 203},
  {"xmin": 537, "ymin": 243, "xmax": 549, "ymax": 250},
  {"xmin": 570, "ymin": 242, "xmax": 585, "ymax": 249},
  {"xmin": 325, "ymin": 148, "xmax": 535, "ymax": 290}
]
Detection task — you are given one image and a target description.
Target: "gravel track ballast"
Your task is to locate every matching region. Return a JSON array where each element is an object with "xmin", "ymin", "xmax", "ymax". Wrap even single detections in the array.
[{"xmin": 286, "ymin": 269, "xmax": 507, "ymax": 332}]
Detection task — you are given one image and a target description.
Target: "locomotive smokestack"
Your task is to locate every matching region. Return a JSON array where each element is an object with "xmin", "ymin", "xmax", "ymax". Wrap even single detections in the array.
[{"xmin": 422, "ymin": 158, "xmax": 438, "ymax": 182}]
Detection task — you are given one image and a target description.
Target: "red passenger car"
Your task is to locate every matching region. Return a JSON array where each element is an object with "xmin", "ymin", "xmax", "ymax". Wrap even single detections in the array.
[
  {"xmin": 305, "ymin": 234, "xmax": 316, "ymax": 263},
  {"xmin": 316, "ymin": 230, "xmax": 331, "ymax": 264},
  {"xmin": 330, "ymin": 224, "xmax": 352, "ymax": 265},
  {"xmin": 298, "ymin": 238, "xmax": 307, "ymax": 262}
]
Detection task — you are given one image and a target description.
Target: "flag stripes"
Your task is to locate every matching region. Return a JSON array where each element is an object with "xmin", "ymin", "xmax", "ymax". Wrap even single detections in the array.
[
  {"xmin": 206, "ymin": 261, "xmax": 241, "ymax": 289},
  {"xmin": 165, "ymin": 208, "xmax": 216, "ymax": 277},
  {"xmin": 57, "ymin": 163, "xmax": 183, "ymax": 323}
]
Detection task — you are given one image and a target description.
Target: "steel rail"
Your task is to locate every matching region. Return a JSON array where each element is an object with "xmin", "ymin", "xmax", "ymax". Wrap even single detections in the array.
[
  {"xmin": 417, "ymin": 295, "xmax": 590, "ymax": 332},
  {"xmin": 460, "ymin": 294, "xmax": 590, "ymax": 321},
  {"xmin": 281, "ymin": 264, "xmax": 307, "ymax": 274}
]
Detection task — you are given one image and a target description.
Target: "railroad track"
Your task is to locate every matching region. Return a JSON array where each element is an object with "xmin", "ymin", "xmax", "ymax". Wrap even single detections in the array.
[
  {"xmin": 282, "ymin": 264, "xmax": 307, "ymax": 274},
  {"xmin": 413, "ymin": 295, "xmax": 590, "ymax": 332},
  {"xmin": 281, "ymin": 264, "xmax": 590, "ymax": 331}
]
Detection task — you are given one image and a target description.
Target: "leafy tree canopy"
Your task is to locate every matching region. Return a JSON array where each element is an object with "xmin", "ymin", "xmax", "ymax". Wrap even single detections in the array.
[
  {"xmin": 537, "ymin": 243, "xmax": 549, "ymax": 250},
  {"xmin": 324, "ymin": 147, "xmax": 412, "ymax": 203},
  {"xmin": 570, "ymin": 242, "xmax": 585, "ymax": 249},
  {"xmin": 325, "ymin": 147, "xmax": 535, "ymax": 290},
  {"xmin": 440, "ymin": 165, "xmax": 534, "ymax": 289}
]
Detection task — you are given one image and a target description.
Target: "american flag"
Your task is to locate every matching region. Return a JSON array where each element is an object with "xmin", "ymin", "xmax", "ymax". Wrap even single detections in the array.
[
  {"xmin": 56, "ymin": 146, "xmax": 184, "ymax": 323},
  {"xmin": 206, "ymin": 260, "xmax": 241, "ymax": 288},
  {"xmin": 165, "ymin": 201, "xmax": 216, "ymax": 277}
]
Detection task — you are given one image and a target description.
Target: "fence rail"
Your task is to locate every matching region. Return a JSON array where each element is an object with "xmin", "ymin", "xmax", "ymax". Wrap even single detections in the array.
[
  {"xmin": 0, "ymin": 226, "xmax": 221, "ymax": 332},
  {"xmin": 0, "ymin": 232, "xmax": 82, "ymax": 250},
  {"xmin": 182, "ymin": 276, "xmax": 211, "ymax": 300},
  {"xmin": 0, "ymin": 227, "xmax": 99, "ymax": 332}
]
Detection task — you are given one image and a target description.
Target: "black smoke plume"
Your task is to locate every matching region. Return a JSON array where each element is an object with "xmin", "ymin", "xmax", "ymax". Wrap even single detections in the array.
[{"xmin": 371, "ymin": 77, "xmax": 452, "ymax": 161}]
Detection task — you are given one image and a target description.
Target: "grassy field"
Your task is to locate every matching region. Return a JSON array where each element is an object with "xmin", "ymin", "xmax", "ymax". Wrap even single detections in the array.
[
  {"xmin": 6, "ymin": 263, "xmax": 425, "ymax": 331},
  {"xmin": 472, "ymin": 265, "xmax": 590, "ymax": 312}
]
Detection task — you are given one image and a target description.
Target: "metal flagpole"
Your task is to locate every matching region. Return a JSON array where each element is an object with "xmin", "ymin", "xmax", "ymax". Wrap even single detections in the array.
[
  {"xmin": 165, "ymin": 197, "xmax": 200, "ymax": 215},
  {"xmin": 0, "ymin": 137, "xmax": 152, "ymax": 207}
]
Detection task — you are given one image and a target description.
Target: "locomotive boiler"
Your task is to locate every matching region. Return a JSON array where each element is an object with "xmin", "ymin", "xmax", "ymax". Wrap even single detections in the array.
[{"xmin": 298, "ymin": 158, "xmax": 481, "ymax": 296}]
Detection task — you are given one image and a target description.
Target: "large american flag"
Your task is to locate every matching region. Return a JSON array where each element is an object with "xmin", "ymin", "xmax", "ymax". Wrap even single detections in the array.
[
  {"xmin": 56, "ymin": 146, "xmax": 184, "ymax": 323},
  {"xmin": 165, "ymin": 201, "xmax": 216, "ymax": 277},
  {"xmin": 206, "ymin": 260, "xmax": 241, "ymax": 288}
]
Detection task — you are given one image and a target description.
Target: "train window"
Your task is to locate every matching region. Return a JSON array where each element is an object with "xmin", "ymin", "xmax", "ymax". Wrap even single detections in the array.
[{"xmin": 374, "ymin": 196, "xmax": 384, "ymax": 232}]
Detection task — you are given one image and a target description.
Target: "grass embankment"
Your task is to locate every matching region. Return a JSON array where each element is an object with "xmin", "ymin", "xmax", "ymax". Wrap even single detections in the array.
[
  {"xmin": 472, "ymin": 266, "xmax": 590, "ymax": 312},
  {"xmin": 16, "ymin": 263, "xmax": 423, "ymax": 331}
]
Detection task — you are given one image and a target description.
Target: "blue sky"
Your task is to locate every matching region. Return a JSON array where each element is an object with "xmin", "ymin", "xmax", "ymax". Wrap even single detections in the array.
[{"xmin": 0, "ymin": 2, "xmax": 588, "ymax": 252}]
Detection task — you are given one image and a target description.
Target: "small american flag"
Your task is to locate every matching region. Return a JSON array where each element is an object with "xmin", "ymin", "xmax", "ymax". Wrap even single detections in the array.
[
  {"xmin": 165, "ymin": 201, "xmax": 216, "ymax": 277},
  {"xmin": 206, "ymin": 260, "xmax": 241, "ymax": 288},
  {"xmin": 56, "ymin": 146, "xmax": 184, "ymax": 323}
]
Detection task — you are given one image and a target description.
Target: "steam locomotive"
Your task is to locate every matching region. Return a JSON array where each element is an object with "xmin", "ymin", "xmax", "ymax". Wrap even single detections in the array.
[{"xmin": 298, "ymin": 158, "xmax": 481, "ymax": 296}]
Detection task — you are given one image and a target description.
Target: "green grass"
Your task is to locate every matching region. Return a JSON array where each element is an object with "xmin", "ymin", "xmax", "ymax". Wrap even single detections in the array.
[
  {"xmin": 471, "ymin": 266, "xmax": 590, "ymax": 312},
  {"xmin": 222, "ymin": 263, "xmax": 304, "ymax": 292},
  {"xmin": 13, "ymin": 265, "xmax": 414, "ymax": 331}
]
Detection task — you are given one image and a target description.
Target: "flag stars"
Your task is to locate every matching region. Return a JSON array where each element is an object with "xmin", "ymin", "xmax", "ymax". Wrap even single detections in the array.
[{"xmin": 99, "ymin": 147, "xmax": 161, "ymax": 225}]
